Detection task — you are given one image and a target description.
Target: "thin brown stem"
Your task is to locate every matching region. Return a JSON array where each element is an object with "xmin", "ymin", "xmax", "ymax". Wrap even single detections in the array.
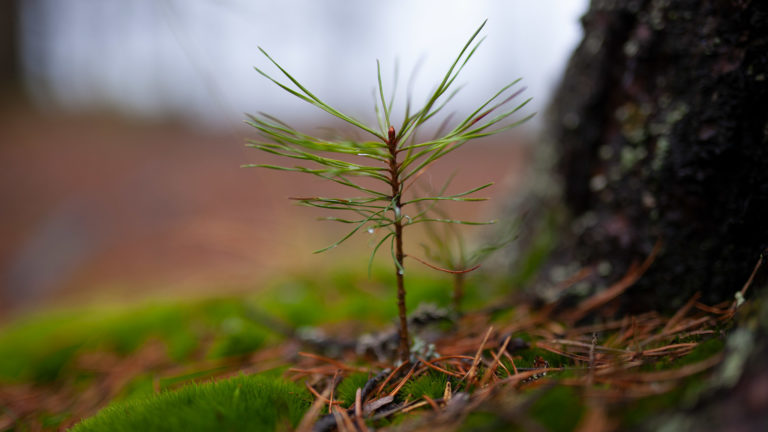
[
  {"xmin": 395, "ymin": 221, "xmax": 408, "ymax": 362},
  {"xmin": 388, "ymin": 125, "xmax": 409, "ymax": 363},
  {"xmin": 453, "ymin": 272, "xmax": 465, "ymax": 313}
]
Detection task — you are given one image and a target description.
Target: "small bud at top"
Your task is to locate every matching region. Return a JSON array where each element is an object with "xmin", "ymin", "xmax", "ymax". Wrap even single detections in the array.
[{"xmin": 388, "ymin": 126, "xmax": 396, "ymax": 143}]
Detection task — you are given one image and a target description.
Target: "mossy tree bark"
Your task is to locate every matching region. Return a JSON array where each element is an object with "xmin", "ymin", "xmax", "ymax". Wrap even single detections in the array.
[{"xmin": 547, "ymin": 0, "xmax": 768, "ymax": 311}]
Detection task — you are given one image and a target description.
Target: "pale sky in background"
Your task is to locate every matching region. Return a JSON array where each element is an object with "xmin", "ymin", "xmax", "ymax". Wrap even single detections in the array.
[{"xmin": 19, "ymin": 0, "xmax": 588, "ymax": 130}]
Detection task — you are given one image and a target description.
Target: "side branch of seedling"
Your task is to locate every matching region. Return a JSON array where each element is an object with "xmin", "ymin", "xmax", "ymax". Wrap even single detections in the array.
[{"xmin": 245, "ymin": 20, "xmax": 533, "ymax": 363}]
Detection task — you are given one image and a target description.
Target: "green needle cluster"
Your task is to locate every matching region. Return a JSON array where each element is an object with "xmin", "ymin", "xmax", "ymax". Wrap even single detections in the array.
[{"xmin": 245, "ymin": 20, "xmax": 533, "ymax": 361}]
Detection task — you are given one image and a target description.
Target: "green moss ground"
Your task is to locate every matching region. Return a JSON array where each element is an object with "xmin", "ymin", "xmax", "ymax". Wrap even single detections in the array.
[
  {"xmin": 0, "ymin": 265, "xmax": 503, "ymax": 429},
  {"xmin": 0, "ymin": 265, "xmax": 488, "ymax": 384},
  {"xmin": 70, "ymin": 374, "xmax": 310, "ymax": 432},
  {"xmin": 0, "ymin": 261, "xmax": 735, "ymax": 432}
]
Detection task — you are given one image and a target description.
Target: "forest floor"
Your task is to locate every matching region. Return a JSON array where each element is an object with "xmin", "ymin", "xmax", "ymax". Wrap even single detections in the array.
[{"xmin": 1, "ymin": 250, "xmax": 761, "ymax": 431}]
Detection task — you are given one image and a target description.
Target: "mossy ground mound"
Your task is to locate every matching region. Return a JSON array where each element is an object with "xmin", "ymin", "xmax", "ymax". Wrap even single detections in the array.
[{"xmin": 71, "ymin": 374, "xmax": 310, "ymax": 432}]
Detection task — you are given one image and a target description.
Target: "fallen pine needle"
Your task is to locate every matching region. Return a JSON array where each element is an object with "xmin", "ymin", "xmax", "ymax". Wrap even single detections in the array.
[
  {"xmin": 420, "ymin": 357, "xmax": 463, "ymax": 378},
  {"xmin": 568, "ymin": 240, "xmax": 661, "ymax": 322},
  {"xmin": 296, "ymin": 383, "xmax": 332, "ymax": 432},
  {"xmin": 298, "ymin": 352, "xmax": 364, "ymax": 372},
  {"xmin": 389, "ymin": 362, "xmax": 419, "ymax": 398},
  {"xmin": 481, "ymin": 335, "xmax": 512, "ymax": 386},
  {"xmin": 423, "ymin": 394, "xmax": 440, "ymax": 411},
  {"xmin": 464, "ymin": 326, "xmax": 494, "ymax": 383}
]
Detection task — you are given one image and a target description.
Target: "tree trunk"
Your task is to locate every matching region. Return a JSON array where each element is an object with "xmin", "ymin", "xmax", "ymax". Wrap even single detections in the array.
[
  {"xmin": 0, "ymin": 0, "xmax": 21, "ymax": 94},
  {"xmin": 548, "ymin": 0, "xmax": 768, "ymax": 312}
]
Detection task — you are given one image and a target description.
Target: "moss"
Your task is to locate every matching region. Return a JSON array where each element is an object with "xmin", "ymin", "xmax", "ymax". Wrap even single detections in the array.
[
  {"xmin": 208, "ymin": 317, "xmax": 273, "ymax": 358},
  {"xmin": 159, "ymin": 367, "xmax": 235, "ymax": 391},
  {"xmin": 0, "ymin": 266, "xmax": 463, "ymax": 386},
  {"xmin": 254, "ymin": 265, "xmax": 467, "ymax": 329},
  {"xmin": 115, "ymin": 373, "xmax": 157, "ymax": 402},
  {"xmin": 71, "ymin": 374, "xmax": 311, "ymax": 432},
  {"xmin": 620, "ymin": 370, "xmax": 719, "ymax": 428},
  {"xmin": 620, "ymin": 385, "xmax": 684, "ymax": 427},
  {"xmin": 516, "ymin": 347, "xmax": 567, "ymax": 369},
  {"xmin": 400, "ymin": 371, "xmax": 451, "ymax": 401},
  {"xmin": 640, "ymin": 337, "xmax": 724, "ymax": 372},
  {"xmin": 0, "ymin": 298, "xmax": 273, "ymax": 383},
  {"xmin": 528, "ymin": 386, "xmax": 584, "ymax": 432},
  {"xmin": 460, "ymin": 412, "xmax": 513, "ymax": 431},
  {"xmin": 676, "ymin": 338, "xmax": 724, "ymax": 367},
  {"xmin": 334, "ymin": 372, "xmax": 371, "ymax": 407},
  {"xmin": 0, "ymin": 312, "xmax": 88, "ymax": 383},
  {"xmin": 41, "ymin": 412, "xmax": 71, "ymax": 429}
]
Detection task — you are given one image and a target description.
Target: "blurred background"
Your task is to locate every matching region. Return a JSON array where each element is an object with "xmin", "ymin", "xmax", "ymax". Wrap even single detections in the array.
[{"xmin": 0, "ymin": 0, "xmax": 587, "ymax": 315}]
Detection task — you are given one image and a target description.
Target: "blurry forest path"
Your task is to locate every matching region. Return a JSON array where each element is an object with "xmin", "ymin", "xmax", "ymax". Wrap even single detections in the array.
[{"xmin": 0, "ymin": 106, "xmax": 529, "ymax": 314}]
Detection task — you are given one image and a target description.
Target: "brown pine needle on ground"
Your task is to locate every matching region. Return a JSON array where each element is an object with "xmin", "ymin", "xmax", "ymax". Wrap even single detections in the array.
[{"xmin": 289, "ymin": 295, "xmax": 733, "ymax": 430}]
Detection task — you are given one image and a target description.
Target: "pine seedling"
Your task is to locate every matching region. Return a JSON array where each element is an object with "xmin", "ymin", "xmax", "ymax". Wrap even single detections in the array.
[
  {"xmin": 416, "ymin": 188, "xmax": 524, "ymax": 313},
  {"xmin": 244, "ymin": 20, "xmax": 532, "ymax": 362}
]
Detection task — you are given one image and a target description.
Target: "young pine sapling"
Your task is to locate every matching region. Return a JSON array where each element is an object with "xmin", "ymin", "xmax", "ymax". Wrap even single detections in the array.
[
  {"xmin": 416, "ymin": 190, "xmax": 524, "ymax": 314},
  {"xmin": 245, "ymin": 21, "xmax": 532, "ymax": 362}
]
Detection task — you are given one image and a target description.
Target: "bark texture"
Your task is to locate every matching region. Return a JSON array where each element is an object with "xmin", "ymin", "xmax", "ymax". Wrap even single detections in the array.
[
  {"xmin": 549, "ymin": 0, "xmax": 768, "ymax": 311},
  {"xmin": 0, "ymin": 0, "xmax": 21, "ymax": 93}
]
